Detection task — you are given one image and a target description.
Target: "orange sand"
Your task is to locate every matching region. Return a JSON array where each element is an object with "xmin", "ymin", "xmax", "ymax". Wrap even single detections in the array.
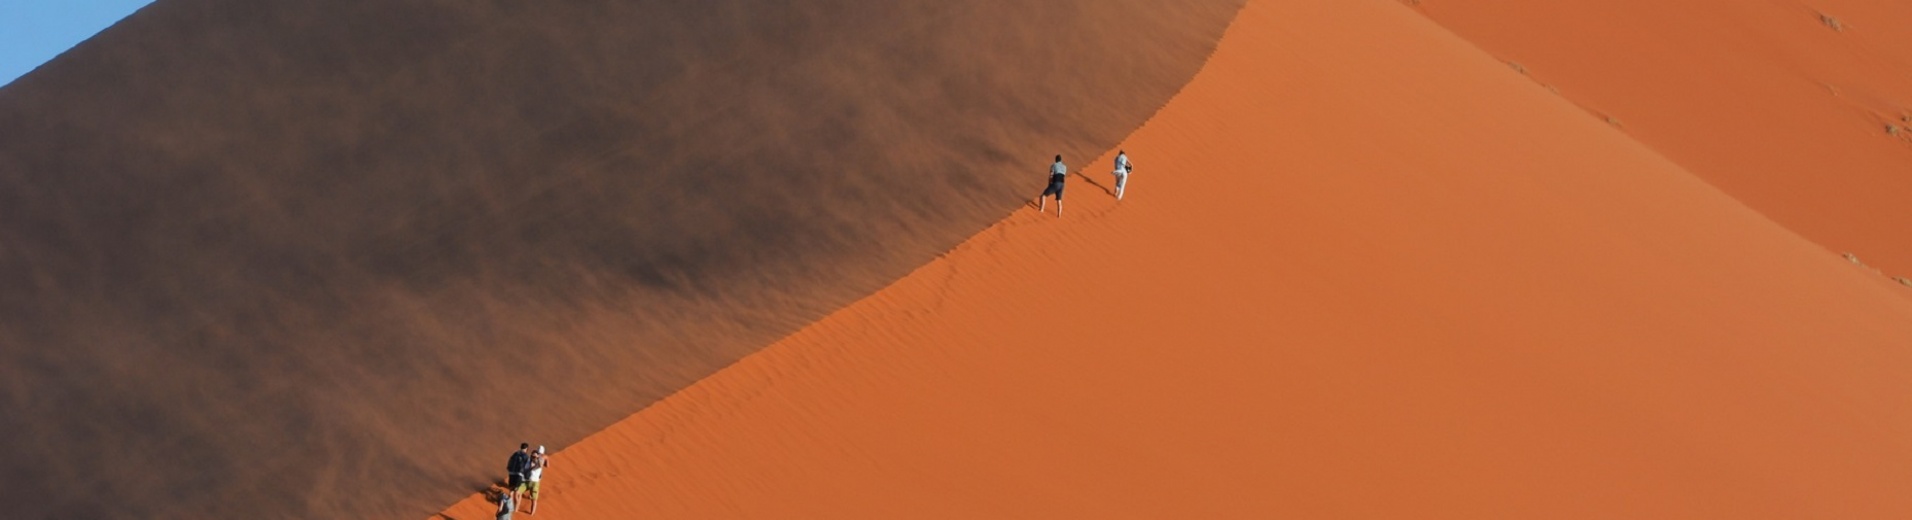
[
  {"xmin": 1415, "ymin": 0, "xmax": 1912, "ymax": 275},
  {"xmin": 0, "ymin": 2, "xmax": 1241, "ymax": 516},
  {"xmin": 441, "ymin": 0, "xmax": 1912, "ymax": 517}
]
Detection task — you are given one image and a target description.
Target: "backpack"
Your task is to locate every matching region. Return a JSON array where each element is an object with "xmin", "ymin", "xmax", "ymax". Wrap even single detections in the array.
[{"xmin": 507, "ymin": 451, "xmax": 528, "ymax": 475}]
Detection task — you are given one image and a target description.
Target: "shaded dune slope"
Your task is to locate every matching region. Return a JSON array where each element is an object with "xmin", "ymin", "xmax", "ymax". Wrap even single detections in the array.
[
  {"xmin": 1413, "ymin": 0, "xmax": 1912, "ymax": 275},
  {"xmin": 440, "ymin": 0, "xmax": 1912, "ymax": 517},
  {"xmin": 0, "ymin": 0, "xmax": 1242, "ymax": 517}
]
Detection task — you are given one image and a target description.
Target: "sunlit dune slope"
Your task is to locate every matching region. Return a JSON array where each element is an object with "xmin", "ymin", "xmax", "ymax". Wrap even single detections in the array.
[
  {"xmin": 1414, "ymin": 0, "xmax": 1912, "ymax": 276},
  {"xmin": 0, "ymin": 0, "xmax": 1242, "ymax": 517},
  {"xmin": 440, "ymin": 0, "xmax": 1912, "ymax": 517}
]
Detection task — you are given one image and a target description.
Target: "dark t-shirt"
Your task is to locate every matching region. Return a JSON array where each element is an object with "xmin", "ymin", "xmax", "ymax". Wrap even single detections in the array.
[{"xmin": 506, "ymin": 451, "xmax": 529, "ymax": 476}]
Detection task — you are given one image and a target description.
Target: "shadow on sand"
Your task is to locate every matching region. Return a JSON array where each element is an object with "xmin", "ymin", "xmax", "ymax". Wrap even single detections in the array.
[
  {"xmin": 1073, "ymin": 170, "xmax": 1115, "ymax": 196},
  {"xmin": 1026, "ymin": 170, "xmax": 1116, "ymax": 210}
]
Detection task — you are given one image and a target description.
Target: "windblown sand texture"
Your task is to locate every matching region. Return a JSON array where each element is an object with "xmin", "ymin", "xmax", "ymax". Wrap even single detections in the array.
[
  {"xmin": 1416, "ymin": 0, "xmax": 1912, "ymax": 276},
  {"xmin": 430, "ymin": 0, "xmax": 1912, "ymax": 517},
  {"xmin": 0, "ymin": 0, "xmax": 1241, "ymax": 517},
  {"xmin": 4, "ymin": 0, "xmax": 1912, "ymax": 517}
]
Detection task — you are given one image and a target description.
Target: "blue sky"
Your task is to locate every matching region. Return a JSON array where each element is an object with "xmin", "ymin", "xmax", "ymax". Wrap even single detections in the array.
[{"xmin": 1, "ymin": 0, "xmax": 155, "ymax": 87}]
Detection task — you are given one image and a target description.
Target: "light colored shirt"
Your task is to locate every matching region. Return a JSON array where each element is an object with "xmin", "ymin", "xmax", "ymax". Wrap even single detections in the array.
[
  {"xmin": 528, "ymin": 454, "xmax": 547, "ymax": 481},
  {"xmin": 1050, "ymin": 161, "xmax": 1066, "ymax": 177},
  {"xmin": 497, "ymin": 493, "xmax": 515, "ymax": 519},
  {"xmin": 1114, "ymin": 153, "xmax": 1131, "ymax": 173}
]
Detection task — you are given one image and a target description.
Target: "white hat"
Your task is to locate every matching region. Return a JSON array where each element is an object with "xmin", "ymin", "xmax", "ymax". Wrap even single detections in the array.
[{"xmin": 537, "ymin": 445, "xmax": 546, "ymax": 454}]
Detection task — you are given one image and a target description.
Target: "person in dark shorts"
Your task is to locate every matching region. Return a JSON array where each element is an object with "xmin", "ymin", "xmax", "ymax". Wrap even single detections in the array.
[
  {"xmin": 505, "ymin": 443, "xmax": 531, "ymax": 502},
  {"xmin": 1039, "ymin": 154, "xmax": 1067, "ymax": 217}
]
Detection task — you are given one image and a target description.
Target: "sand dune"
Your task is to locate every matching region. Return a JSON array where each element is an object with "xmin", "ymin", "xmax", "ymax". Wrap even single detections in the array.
[
  {"xmin": 1415, "ymin": 0, "xmax": 1912, "ymax": 276},
  {"xmin": 436, "ymin": 0, "xmax": 1912, "ymax": 517},
  {"xmin": 0, "ymin": 0, "xmax": 1240, "ymax": 517}
]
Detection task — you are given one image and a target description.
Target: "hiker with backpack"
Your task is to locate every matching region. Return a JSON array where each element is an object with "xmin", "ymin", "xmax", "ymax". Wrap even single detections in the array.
[{"xmin": 505, "ymin": 443, "xmax": 531, "ymax": 503}]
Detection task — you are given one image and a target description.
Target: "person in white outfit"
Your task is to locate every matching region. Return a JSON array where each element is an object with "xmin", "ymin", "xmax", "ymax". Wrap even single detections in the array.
[{"xmin": 1112, "ymin": 150, "xmax": 1135, "ymax": 201}]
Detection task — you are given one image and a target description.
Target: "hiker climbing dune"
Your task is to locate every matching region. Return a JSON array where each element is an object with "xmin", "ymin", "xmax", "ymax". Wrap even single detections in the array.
[{"xmin": 1040, "ymin": 154, "xmax": 1067, "ymax": 218}]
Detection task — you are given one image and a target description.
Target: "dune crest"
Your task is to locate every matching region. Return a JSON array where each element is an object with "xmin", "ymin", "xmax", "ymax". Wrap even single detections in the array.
[
  {"xmin": 1414, "ymin": 0, "xmax": 1912, "ymax": 275},
  {"xmin": 0, "ymin": 0, "xmax": 1241, "ymax": 517},
  {"xmin": 438, "ymin": 0, "xmax": 1912, "ymax": 517}
]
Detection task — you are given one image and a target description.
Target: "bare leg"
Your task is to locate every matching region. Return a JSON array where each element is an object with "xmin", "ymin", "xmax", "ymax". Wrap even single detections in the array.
[
  {"xmin": 1056, "ymin": 198, "xmax": 1063, "ymax": 218},
  {"xmin": 1038, "ymin": 195, "xmax": 1047, "ymax": 214}
]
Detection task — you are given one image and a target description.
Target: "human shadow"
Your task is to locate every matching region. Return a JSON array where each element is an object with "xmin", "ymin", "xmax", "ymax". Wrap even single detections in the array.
[
  {"xmin": 1073, "ymin": 170, "xmax": 1114, "ymax": 197},
  {"xmin": 1024, "ymin": 168, "xmax": 1113, "ymax": 210}
]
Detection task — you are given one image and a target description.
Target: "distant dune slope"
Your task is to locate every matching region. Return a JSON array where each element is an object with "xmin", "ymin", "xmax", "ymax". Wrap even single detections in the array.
[
  {"xmin": 438, "ymin": 0, "xmax": 1912, "ymax": 517},
  {"xmin": 0, "ymin": 0, "xmax": 1242, "ymax": 517},
  {"xmin": 1413, "ymin": 0, "xmax": 1912, "ymax": 275}
]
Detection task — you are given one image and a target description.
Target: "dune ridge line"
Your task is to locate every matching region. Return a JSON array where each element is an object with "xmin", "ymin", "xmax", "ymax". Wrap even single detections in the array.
[{"xmin": 437, "ymin": 0, "xmax": 1912, "ymax": 517}]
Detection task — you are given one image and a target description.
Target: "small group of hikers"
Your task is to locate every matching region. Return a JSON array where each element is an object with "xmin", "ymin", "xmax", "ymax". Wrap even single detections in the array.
[
  {"xmin": 481, "ymin": 153, "xmax": 1127, "ymax": 518},
  {"xmin": 497, "ymin": 443, "xmax": 553, "ymax": 519},
  {"xmin": 1038, "ymin": 150, "xmax": 1134, "ymax": 217}
]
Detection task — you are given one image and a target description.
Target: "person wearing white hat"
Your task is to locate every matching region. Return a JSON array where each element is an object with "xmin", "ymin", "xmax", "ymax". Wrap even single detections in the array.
[{"xmin": 523, "ymin": 445, "xmax": 552, "ymax": 515}]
